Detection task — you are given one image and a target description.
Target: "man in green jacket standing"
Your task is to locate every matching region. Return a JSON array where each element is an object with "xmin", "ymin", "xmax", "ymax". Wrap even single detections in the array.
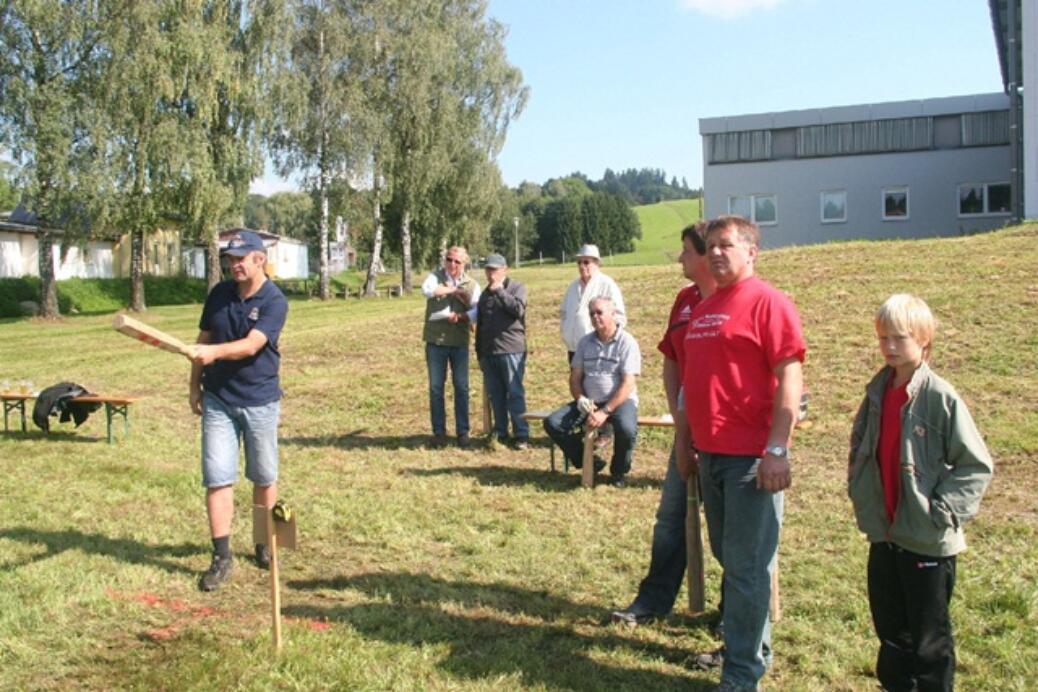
[{"xmin": 422, "ymin": 246, "xmax": 480, "ymax": 448}]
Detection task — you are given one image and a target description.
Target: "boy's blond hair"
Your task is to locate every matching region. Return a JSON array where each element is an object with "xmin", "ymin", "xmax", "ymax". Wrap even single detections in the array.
[{"xmin": 875, "ymin": 294, "xmax": 936, "ymax": 360}]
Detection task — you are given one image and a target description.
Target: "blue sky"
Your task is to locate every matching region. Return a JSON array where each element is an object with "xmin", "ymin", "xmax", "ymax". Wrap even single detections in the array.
[{"xmin": 251, "ymin": 0, "xmax": 1004, "ymax": 195}]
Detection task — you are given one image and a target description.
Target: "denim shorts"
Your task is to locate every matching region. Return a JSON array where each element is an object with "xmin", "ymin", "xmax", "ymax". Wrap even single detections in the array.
[{"xmin": 201, "ymin": 392, "xmax": 280, "ymax": 487}]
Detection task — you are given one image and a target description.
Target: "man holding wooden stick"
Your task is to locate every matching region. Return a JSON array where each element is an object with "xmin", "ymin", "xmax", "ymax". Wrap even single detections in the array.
[
  {"xmin": 611, "ymin": 222, "xmax": 716, "ymax": 625},
  {"xmin": 189, "ymin": 230, "xmax": 288, "ymax": 592},
  {"xmin": 684, "ymin": 215, "xmax": 805, "ymax": 690}
]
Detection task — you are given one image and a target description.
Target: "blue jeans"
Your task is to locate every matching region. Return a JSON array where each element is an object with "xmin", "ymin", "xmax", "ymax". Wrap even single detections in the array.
[
  {"xmin": 543, "ymin": 398, "xmax": 638, "ymax": 476},
  {"xmin": 201, "ymin": 392, "xmax": 280, "ymax": 487},
  {"xmin": 699, "ymin": 452, "xmax": 782, "ymax": 689},
  {"xmin": 631, "ymin": 448, "xmax": 687, "ymax": 614},
  {"xmin": 426, "ymin": 343, "xmax": 469, "ymax": 436},
  {"xmin": 479, "ymin": 352, "xmax": 529, "ymax": 440}
]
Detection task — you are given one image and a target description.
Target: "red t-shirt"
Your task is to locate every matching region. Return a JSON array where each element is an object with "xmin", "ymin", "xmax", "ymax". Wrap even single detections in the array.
[
  {"xmin": 682, "ymin": 275, "xmax": 806, "ymax": 455},
  {"xmin": 657, "ymin": 284, "xmax": 703, "ymax": 375},
  {"xmin": 878, "ymin": 377, "xmax": 909, "ymax": 523}
]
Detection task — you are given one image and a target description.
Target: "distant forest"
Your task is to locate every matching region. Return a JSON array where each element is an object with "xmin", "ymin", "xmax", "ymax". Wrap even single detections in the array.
[{"xmin": 591, "ymin": 168, "xmax": 701, "ymax": 205}]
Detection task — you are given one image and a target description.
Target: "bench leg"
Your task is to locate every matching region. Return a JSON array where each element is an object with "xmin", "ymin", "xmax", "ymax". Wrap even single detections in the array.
[{"xmin": 20, "ymin": 400, "xmax": 25, "ymax": 432}]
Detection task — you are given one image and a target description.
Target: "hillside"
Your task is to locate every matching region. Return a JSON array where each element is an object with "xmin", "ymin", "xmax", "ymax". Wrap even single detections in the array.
[
  {"xmin": 608, "ymin": 198, "xmax": 702, "ymax": 266},
  {"xmin": 1, "ymin": 225, "xmax": 1035, "ymax": 689}
]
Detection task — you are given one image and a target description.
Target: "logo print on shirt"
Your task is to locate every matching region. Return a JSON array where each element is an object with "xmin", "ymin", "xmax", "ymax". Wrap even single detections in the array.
[
  {"xmin": 679, "ymin": 305, "xmax": 692, "ymax": 317},
  {"xmin": 248, "ymin": 307, "xmax": 260, "ymax": 321}
]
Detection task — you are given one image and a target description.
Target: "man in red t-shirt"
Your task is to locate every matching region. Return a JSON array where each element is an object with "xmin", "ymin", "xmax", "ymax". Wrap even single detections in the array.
[
  {"xmin": 683, "ymin": 215, "xmax": 805, "ymax": 690},
  {"xmin": 611, "ymin": 222, "xmax": 717, "ymax": 626}
]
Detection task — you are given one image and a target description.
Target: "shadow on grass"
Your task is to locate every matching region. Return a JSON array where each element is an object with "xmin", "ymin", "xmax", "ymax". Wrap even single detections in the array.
[
  {"xmin": 281, "ymin": 429, "xmax": 431, "ymax": 451},
  {"xmin": 0, "ymin": 526, "xmax": 203, "ymax": 575},
  {"xmin": 286, "ymin": 571, "xmax": 712, "ymax": 690},
  {"xmin": 1, "ymin": 430, "xmax": 105, "ymax": 444},
  {"xmin": 406, "ymin": 464, "xmax": 662, "ymax": 492}
]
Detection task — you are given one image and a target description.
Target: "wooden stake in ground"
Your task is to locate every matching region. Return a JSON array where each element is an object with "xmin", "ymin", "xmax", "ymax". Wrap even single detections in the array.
[
  {"xmin": 112, "ymin": 314, "xmax": 195, "ymax": 359},
  {"xmin": 685, "ymin": 474, "xmax": 706, "ymax": 613},
  {"xmin": 254, "ymin": 503, "xmax": 297, "ymax": 651}
]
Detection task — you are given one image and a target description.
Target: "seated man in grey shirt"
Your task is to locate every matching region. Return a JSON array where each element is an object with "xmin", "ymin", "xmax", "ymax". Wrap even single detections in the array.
[{"xmin": 544, "ymin": 296, "xmax": 641, "ymax": 487}]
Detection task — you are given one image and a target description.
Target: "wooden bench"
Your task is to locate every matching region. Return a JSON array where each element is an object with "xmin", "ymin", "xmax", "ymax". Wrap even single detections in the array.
[
  {"xmin": 521, "ymin": 409, "xmax": 674, "ymax": 488},
  {"xmin": 1, "ymin": 391, "xmax": 139, "ymax": 443}
]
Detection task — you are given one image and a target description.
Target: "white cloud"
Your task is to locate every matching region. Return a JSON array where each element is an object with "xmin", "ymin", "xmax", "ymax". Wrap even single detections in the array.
[{"xmin": 679, "ymin": 0, "xmax": 789, "ymax": 19}]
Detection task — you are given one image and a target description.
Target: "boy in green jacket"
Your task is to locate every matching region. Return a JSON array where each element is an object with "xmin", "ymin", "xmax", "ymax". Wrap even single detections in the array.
[{"xmin": 848, "ymin": 294, "xmax": 992, "ymax": 692}]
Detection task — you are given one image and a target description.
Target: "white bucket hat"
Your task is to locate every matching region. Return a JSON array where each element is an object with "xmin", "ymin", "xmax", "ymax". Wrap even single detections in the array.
[{"xmin": 575, "ymin": 244, "xmax": 601, "ymax": 261}]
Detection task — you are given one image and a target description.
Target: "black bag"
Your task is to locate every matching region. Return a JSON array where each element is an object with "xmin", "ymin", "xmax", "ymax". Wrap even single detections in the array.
[{"xmin": 32, "ymin": 382, "xmax": 102, "ymax": 432}]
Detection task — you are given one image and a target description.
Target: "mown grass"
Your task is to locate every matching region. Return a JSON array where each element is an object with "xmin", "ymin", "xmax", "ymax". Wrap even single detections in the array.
[
  {"xmin": 1, "ymin": 225, "xmax": 1036, "ymax": 690},
  {"xmin": 610, "ymin": 198, "xmax": 702, "ymax": 266}
]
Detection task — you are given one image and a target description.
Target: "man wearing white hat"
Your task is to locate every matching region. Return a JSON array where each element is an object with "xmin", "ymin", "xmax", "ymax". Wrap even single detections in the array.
[{"xmin": 559, "ymin": 244, "xmax": 626, "ymax": 364}]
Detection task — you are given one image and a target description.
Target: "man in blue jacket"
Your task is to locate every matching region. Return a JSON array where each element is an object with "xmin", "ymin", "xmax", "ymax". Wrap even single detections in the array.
[{"xmin": 189, "ymin": 230, "xmax": 288, "ymax": 592}]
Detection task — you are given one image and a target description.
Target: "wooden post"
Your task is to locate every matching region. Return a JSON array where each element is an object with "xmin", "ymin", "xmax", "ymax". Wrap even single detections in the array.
[
  {"xmin": 482, "ymin": 383, "xmax": 492, "ymax": 435},
  {"xmin": 685, "ymin": 475, "xmax": 706, "ymax": 613},
  {"xmin": 770, "ymin": 557, "xmax": 781, "ymax": 622},
  {"xmin": 265, "ymin": 507, "xmax": 282, "ymax": 650},
  {"xmin": 581, "ymin": 426, "xmax": 596, "ymax": 488}
]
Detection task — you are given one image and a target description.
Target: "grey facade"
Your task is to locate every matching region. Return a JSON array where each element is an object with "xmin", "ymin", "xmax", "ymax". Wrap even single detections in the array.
[{"xmin": 700, "ymin": 93, "xmax": 1013, "ymax": 248}]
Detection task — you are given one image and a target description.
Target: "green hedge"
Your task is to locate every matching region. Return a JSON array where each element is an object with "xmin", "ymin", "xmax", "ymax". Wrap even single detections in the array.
[{"xmin": 0, "ymin": 276, "xmax": 208, "ymax": 317}]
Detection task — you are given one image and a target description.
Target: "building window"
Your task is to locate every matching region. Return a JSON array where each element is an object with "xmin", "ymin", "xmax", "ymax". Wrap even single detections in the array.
[
  {"xmin": 797, "ymin": 117, "xmax": 932, "ymax": 158},
  {"xmin": 820, "ymin": 190, "xmax": 847, "ymax": 223},
  {"xmin": 728, "ymin": 194, "xmax": 778, "ymax": 225},
  {"xmin": 961, "ymin": 111, "xmax": 1010, "ymax": 147},
  {"xmin": 958, "ymin": 182, "xmax": 1011, "ymax": 216},
  {"xmin": 882, "ymin": 187, "xmax": 909, "ymax": 221},
  {"xmin": 708, "ymin": 130, "xmax": 773, "ymax": 163}
]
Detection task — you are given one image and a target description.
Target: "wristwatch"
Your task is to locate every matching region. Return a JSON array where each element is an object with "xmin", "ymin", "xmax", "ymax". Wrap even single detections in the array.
[{"xmin": 764, "ymin": 445, "xmax": 788, "ymax": 458}]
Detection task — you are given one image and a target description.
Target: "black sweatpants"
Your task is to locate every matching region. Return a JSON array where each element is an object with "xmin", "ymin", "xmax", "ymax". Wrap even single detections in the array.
[{"xmin": 867, "ymin": 542, "xmax": 957, "ymax": 692}]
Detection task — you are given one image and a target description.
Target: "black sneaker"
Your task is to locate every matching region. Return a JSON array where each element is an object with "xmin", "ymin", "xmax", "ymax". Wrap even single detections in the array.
[
  {"xmin": 429, "ymin": 434, "xmax": 449, "ymax": 448},
  {"xmin": 694, "ymin": 647, "xmax": 725, "ymax": 670},
  {"xmin": 457, "ymin": 434, "xmax": 471, "ymax": 449},
  {"xmin": 255, "ymin": 543, "xmax": 271, "ymax": 569},
  {"xmin": 609, "ymin": 474, "xmax": 627, "ymax": 488},
  {"xmin": 610, "ymin": 604, "xmax": 662, "ymax": 626},
  {"xmin": 199, "ymin": 553, "xmax": 233, "ymax": 592}
]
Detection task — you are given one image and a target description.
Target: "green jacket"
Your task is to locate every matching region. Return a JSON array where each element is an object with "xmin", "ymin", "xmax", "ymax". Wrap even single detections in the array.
[
  {"xmin": 847, "ymin": 363, "xmax": 992, "ymax": 557},
  {"xmin": 422, "ymin": 268, "xmax": 477, "ymax": 347}
]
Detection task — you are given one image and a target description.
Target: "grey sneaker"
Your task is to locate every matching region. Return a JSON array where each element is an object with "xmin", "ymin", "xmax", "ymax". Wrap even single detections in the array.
[
  {"xmin": 610, "ymin": 604, "xmax": 662, "ymax": 626},
  {"xmin": 255, "ymin": 543, "xmax": 271, "ymax": 569},
  {"xmin": 199, "ymin": 553, "xmax": 233, "ymax": 591},
  {"xmin": 695, "ymin": 646, "xmax": 725, "ymax": 670},
  {"xmin": 513, "ymin": 438, "xmax": 530, "ymax": 450}
]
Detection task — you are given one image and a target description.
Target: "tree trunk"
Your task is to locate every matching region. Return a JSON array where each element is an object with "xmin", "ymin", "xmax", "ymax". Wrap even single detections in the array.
[
  {"xmin": 206, "ymin": 225, "xmax": 221, "ymax": 291},
  {"xmin": 400, "ymin": 206, "xmax": 413, "ymax": 294},
  {"xmin": 363, "ymin": 161, "xmax": 383, "ymax": 297},
  {"xmin": 318, "ymin": 171, "xmax": 331, "ymax": 300},
  {"xmin": 130, "ymin": 227, "xmax": 146, "ymax": 312},
  {"xmin": 37, "ymin": 229, "xmax": 59, "ymax": 318}
]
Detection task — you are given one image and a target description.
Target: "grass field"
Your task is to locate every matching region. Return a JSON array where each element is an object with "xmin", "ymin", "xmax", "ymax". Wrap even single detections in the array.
[
  {"xmin": 609, "ymin": 198, "xmax": 702, "ymax": 267},
  {"xmin": 1, "ymin": 224, "xmax": 1036, "ymax": 690}
]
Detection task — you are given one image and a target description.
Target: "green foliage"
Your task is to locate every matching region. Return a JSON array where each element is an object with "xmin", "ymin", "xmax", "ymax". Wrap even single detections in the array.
[
  {"xmin": 597, "ymin": 167, "xmax": 700, "ymax": 205},
  {"xmin": 0, "ymin": 276, "xmax": 207, "ymax": 317},
  {"xmin": 533, "ymin": 191, "xmax": 641, "ymax": 260},
  {"xmin": 243, "ymin": 191, "xmax": 314, "ymax": 239}
]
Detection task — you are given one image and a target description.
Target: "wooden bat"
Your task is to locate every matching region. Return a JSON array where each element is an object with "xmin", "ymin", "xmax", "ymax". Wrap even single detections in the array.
[
  {"xmin": 686, "ymin": 474, "xmax": 706, "ymax": 613},
  {"xmin": 112, "ymin": 314, "xmax": 195, "ymax": 359}
]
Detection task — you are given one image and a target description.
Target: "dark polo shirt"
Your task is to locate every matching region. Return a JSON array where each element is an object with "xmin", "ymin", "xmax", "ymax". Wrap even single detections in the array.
[{"xmin": 199, "ymin": 279, "xmax": 288, "ymax": 407}]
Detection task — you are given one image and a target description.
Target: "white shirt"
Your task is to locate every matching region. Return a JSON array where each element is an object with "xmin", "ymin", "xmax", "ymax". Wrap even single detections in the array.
[
  {"xmin": 559, "ymin": 271, "xmax": 626, "ymax": 352},
  {"xmin": 422, "ymin": 270, "xmax": 480, "ymax": 323}
]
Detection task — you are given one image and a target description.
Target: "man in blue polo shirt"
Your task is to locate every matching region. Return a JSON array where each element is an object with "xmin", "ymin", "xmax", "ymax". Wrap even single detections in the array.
[{"xmin": 189, "ymin": 230, "xmax": 288, "ymax": 592}]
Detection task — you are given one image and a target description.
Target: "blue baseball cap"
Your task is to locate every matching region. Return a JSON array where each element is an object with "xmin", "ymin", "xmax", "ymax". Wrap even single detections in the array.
[{"xmin": 222, "ymin": 230, "xmax": 266, "ymax": 256}]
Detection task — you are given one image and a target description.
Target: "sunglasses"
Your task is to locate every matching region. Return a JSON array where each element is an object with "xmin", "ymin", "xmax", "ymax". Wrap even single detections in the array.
[
  {"xmin": 577, "ymin": 259, "xmax": 595, "ymax": 266},
  {"xmin": 445, "ymin": 257, "xmax": 463, "ymax": 265}
]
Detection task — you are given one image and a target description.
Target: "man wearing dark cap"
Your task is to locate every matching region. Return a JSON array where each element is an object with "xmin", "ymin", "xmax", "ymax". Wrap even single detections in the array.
[
  {"xmin": 475, "ymin": 254, "xmax": 529, "ymax": 448},
  {"xmin": 189, "ymin": 230, "xmax": 288, "ymax": 592}
]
